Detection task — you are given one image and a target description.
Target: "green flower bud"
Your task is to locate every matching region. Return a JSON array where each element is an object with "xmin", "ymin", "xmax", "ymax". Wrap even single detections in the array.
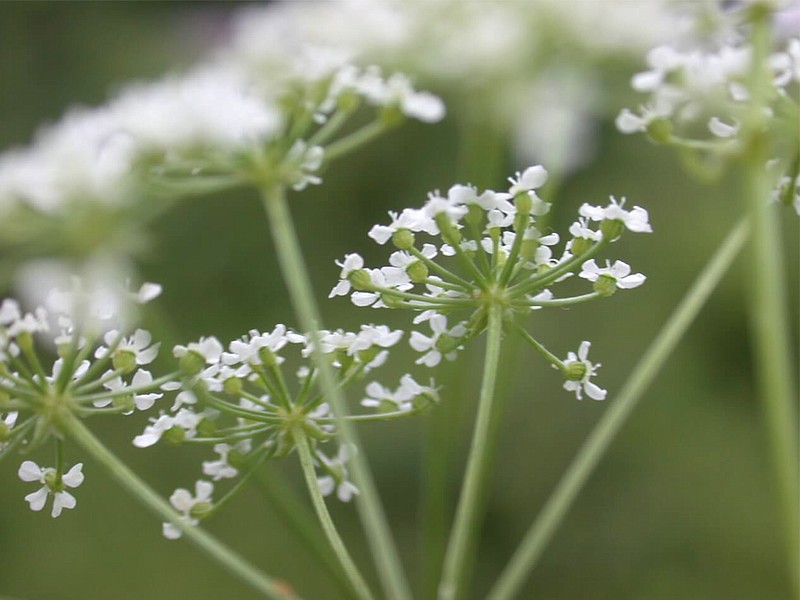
[
  {"xmin": 406, "ymin": 260, "xmax": 428, "ymax": 283},
  {"xmin": 435, "ymin": 213, "xmax": 462, "ymax": 246},
  {"xmin": 227, "ymin": 448, "xmax": 247, "ymax": 469},
  {"xmin": 392, "ymin": 228, "xmax": 415, "ymax": 250},
  {"xmin": 337, "ymin": 89, "xmax": 361, "ymax": 112},
  {"xmin": 302, "ymin": 419, "xmax": 330, "ymax": 441},
  {"xmin": 16, "ymin": 331, "xmax": 34, "ymax": 355},
  {"xmin": 197, "ymin": 418, "xmax": 217, "ymax": 438},
  {"xmin": 112, "ymin": 349, "xmax": 137, "ymax": 374},
  {"xmin": 223, "ymin": 376, "xmax": 243, "ymax": 396},
  {"xmin": 379, "ymin": 105, "xmax": 404, "ymax": 128},
  {"xmin": 593, "ymin": 274, "xmax": 618, "ymax": 297},
  {"xmin": 357, "ymin": 346, "xmax": 381, "ymax": 366},
  {"xmin": 381, "ymin": 293, "xmax": 404, "ymax": 309},
  {"xmin": 520, "ymin": 238, "xmax": 539, "ymax": 261},
  {"xmin": 43, "ymin": 469, "xmax": 59, "ymax": 489},
  {"xmin": 646, "ymin": 117, "xmax": 672, "ymax": 144},
  {"xmin": 562, "ymin": 361, "xmax": 587, "ymax": 381},
  {"xmin": 348, "ymin": 269, "xmax": 374, "ymax": 291},
  {"xmin": 514, "ymin": 192, "xmax": 533, "ymax": 215},
  {"xmin": 570, "ymin": 237, "xmax": 593, "ymax": 257},
  {"xmin": 179, "ymin": 350, "xmax": 206, "ymax": 376},
  {"xmin": 0, "ymin": 421, "xmax": 11, "ymax": 442},
  {"xmin": 412, "ymin": 390, "xmax": 439, "ymax": 413},
  {"xmin": 189, "ymin": 501, "xmax": 214, "ymax": 520},
  {"xmin": 600, "ymin": 219, "xmax": 625, "ymax": 241},
  {"xmin": 113, "ymin": 394, "xmax": 135, "ymax": 413},
  {"xmin": 163, "ymin": 426, "xmax": 186, "ymax": 445},
  {"xmin": 436, "ymin": 333, "xmax": 461, "ymax": 355},
  {"xmin": 258, "ymin": 347, "xmax": 278, "ymax": 368},
  {"xmin": 466, "ymin": 204, "xmax": 484, "ymax": 229}
]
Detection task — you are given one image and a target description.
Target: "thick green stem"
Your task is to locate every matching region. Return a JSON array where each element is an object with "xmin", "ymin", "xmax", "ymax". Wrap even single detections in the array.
[
  {"xmin": 58, "ymin": 412, "xmax": 298, "ymax": 600},
  {"xmin": 486, "ymin": 219, "xmax": 750, "ymax": 600},
  {"xmin": 437, "ymin": 304, "xmax": 504, "ymax": 600},
  {"xmin": 743, "ymin": 12, "xmax": 799, "ymax": 593},
  {"xmin": 261, "ymin": 185, "xmax": 413, "ymax": 600},
  {"xmin": 294, "ymin": 428, "xmax": 375, "ymax": 600}
]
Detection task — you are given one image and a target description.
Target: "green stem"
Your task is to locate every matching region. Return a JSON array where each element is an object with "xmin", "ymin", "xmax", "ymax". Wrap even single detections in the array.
[
  {"xmin": 294, "ymin": 428, "xmax": 375, "ymax": 600},
  {"xmin": 743, "ymin": 12, "xmax": 799, "ymax": 594},
  {"xmin": 261, "ymin": 185, "xmax": 413, "ymax": 600},
  {"xmin": 486, "ymin": 218, "xmax": 750, "ymax": 600},
  {"xmin": 58, "ymin": 412, "xmax": 298, "ymax": 600},
  {"xmin": 323, "ymin": 121, "xmax": 389, "ymax": 164},
  {"xmin": 437, "ymin": 303, "xmax": 504, "ymax": 600},
  {"xmin": 252, "ymin": 464, "xmax": 356, "ymax": 599}
]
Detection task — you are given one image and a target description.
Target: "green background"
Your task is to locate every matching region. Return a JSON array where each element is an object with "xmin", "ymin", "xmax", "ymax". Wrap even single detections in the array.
[{"xmin": 0, "ymin": 3, "xmax": 797, "ymax": 599}]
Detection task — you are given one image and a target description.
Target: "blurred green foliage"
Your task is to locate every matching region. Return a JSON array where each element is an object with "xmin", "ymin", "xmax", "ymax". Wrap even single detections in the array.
[{"xmin": 0, "ymin": 3, "xmax": 797, "ymax": 600}]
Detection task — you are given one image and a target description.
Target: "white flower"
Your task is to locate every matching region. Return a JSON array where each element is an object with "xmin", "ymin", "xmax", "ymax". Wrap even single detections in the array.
[
  {"xmin": 368, "ymin": 208, "xmax": 438, "ymax": 245},
  {"xmin": 329, "ymin": 253, "xmax": 365, "ymax": 298},
  {"xmin": 163, "ymin": 480, "xmax": 214, "ymax": 540},
  {"xmin": 560, "ymin": 341, "xmax": 606, "ymax": 401},
  {"xmin": 18, "ymin": 461, "xmax": 85, "ymax": 518},
  {"xmin": 361, "ymin": 374, "xmax": 435, "ymax": 412},
  {"xmin": 409, "ymin": 313, "xmax": 467, "ymax": 367},
  {"xmin": 173, "ymin": 336, "xmax": 224, "ymax": 364},
  {"xmin": 508, "ymin": 165, "xmax": 548, "ymax": 195},
  {"xmin": 579, "ymin": 196, "xmax": 652, "ymax": 234},
  {"xmin": 316, "ymin": 445, "xmax": 359, "ymax": 502},
  {"xmin": 0, "ymin": 412, "xmax": 18, "ymax": 452},
  {"xmin": 580, "ymin": 259, "xmax": 647, "ymax": 289},
  {"xmin": 94, "ymin": 328, "xmax": 160, "ymax": 366},
  {"xmin": 99, "ymin": 369, "xmax": 163, "ymax": 412},
  {"xmin": 133, "ymin": 407, "xmax": 203, "ymax": 448},
  {"xmin": 202, "ymin": 441, "xmax": 251, "ymax": 481},
  {"xmin": 708, "ymin": 116, "xmax": 740, "ymax": 138}
]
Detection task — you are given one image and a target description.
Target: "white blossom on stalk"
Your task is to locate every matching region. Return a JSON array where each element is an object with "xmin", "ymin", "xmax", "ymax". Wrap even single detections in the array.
[
  {"xmin": 316, "ymin": 445, "xmax": 359, "ymax": 502},
  {"xmin": 579, "ymin": 197, "xmax": 652, "ymax": 234},
  {"xmin": 559, "ymin": 341, "xmax": 607, "ymax": 401},
  {"xmin": 580, "ymin": 259, "xmax": 647, "ymax": 290},
  {"xmin": 18, "ymin": 461, "xmax": 85, "ymax": 518},
  {"xmin": 162, "ymin": 480, "xmax": 215, "ymax": 540}
]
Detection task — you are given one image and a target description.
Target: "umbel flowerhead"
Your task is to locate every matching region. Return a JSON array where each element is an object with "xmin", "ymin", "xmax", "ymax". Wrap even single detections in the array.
[
  {"xmin": 132, "ymin": 322, "xmax": 438, "ymax": 538},
  {"xmin": 1, "ymin": 278, "xmax": 167, "ymax": 517},
  {"xmin": 331, "ymin": 165, "xmax": 652, "ymax": 399}
]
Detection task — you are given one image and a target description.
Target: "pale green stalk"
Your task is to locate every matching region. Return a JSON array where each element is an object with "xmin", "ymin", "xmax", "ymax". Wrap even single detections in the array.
[
  {"xmin": 57, "ymin": 412, "xmax": 298, "ymax": 600},
  {"xmin": 252, "ymin": 464, "xmax": 356, "ymax": 599},
  {"xmin": 261, "ymin": 185, "xmax": 413, "ymax": 600},
  {"xmin": 437, "ymin": 303, "xmax": 504, "ymax": 600},
  {"xmin": 743, "ymin": 11, "xmax": 799, "ymax": 593},
  {"xmin": 294, "ymin": 428, "xmax": 375, "ymax": 600},
  {"xmin": 486, "ymin": 219, "xmax": 749, "ymax": 600}
]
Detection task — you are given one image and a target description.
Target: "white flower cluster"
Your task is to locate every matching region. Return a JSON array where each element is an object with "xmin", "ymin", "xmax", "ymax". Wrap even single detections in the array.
[
  {"xmin": 134, "ymin": 322, "xmax": 437, "ymax": 533},
  {"xmin": 230, "ymin": 0, "xmax": 680, "ymax": 171},
  {"xmin": 1, "ymin": 280, "xmax": 166, "ymax": 517},
  {"xmin": 0, "ymin": 27, "xmax": 445, "ymax": 262},
  {"xmin": 616, "ymin": 6, "xmax": 800, "ymax": 213},
  {"xmin": 330, "ymin": 165, "xmax": 651, "ymax": 392}
]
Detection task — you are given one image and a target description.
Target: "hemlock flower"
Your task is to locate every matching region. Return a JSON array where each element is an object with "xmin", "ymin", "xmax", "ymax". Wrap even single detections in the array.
[
  {"xmin": 18, "ymin": 461, "xmax": 85, "ymax": 518},
  {"xmin": 579, "ymin": 197, "xmax": 652, "ymax": 234},
  {"xmin": 316, "ymin": 445, "xmax": 359, "ymax": 502},
  {"xmin": 559, "ymin": 341, "xmax": 607, "ymax": 401},
  {"xmin": 162, "ymin": 480, "xmax": 215, "ymax": 540},
  {"xmin": 330, "ymin": 164, "xmax": 652, "ymax": 400},
  {"xmin": 580, "ymin": 259, "xmax": 647, "ymax": 291}
]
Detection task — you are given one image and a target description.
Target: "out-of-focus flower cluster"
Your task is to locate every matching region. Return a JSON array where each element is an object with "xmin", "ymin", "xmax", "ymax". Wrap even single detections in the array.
[
  {"xmin": 617, "ymin": 3, "xmax": 800, "ymax": 212},
  {"xmin": 330, "ymin": 164, "xmax": 652, "ymax": 400},
  {"xmin": 228, "ymin": 0, "xmax": 683, "ymax": 172}
]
